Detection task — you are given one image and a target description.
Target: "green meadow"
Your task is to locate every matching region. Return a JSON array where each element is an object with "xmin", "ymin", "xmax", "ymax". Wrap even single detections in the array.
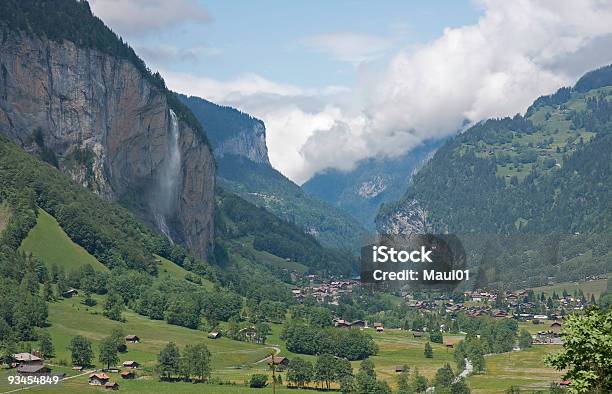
[
  {"xmin": 6, "ymin": 208, "xmax": 564, "ymax": 393},
  {"xmin": 3, "ymin": 296, "xmax": 562, "ymax": 394},
  {"xmin": 20, "ymin": 208, "xmax": 107, "ymax": 272},
  {"xmin": 529, "ymin": 277, "xmax": 609, "ymax": 299}
]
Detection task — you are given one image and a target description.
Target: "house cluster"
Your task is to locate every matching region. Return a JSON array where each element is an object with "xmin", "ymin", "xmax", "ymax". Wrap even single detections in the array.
[
  {"xmin": 292, "ymin": 279, "xmax": 360, "ymax": 305},
  {"xmin": 332, "ymin": 318, "xmax": 369, "ymax": 329},
  {"xmin": 10, "ymin": 352, "xmax": 55, "ymax": 376},
  {"xmin": 88, "ymin": 360, "xmax": 140, "ymax": 390},
  {"xmin": 533, "ymin": 321, "xmax": 564, "ymax": 344}
]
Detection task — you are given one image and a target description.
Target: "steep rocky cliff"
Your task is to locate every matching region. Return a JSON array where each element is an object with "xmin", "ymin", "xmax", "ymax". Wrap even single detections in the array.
[
  {"xmin": 0, "ymin": 28, "xmax": 215, "ymax": 259},
  {"xmin": 179, "ymin": 94, "xmax": 270, "ymax": 164}
]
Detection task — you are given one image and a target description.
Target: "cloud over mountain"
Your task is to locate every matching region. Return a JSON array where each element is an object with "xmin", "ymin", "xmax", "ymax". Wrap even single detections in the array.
[{"xmin": 159, "ymin": 1, "xmax": 612, "ymax": 183}]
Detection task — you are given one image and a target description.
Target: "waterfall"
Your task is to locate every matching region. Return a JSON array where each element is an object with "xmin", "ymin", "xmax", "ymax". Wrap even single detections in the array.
[{"xmin": 153, "ymin": 109, "xmax": 181, "ymax": 244}]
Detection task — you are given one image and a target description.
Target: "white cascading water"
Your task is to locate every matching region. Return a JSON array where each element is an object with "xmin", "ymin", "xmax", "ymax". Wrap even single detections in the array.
[{"xmin": 154, "ymin": 109, "xmax": 181, "ymax": 243}]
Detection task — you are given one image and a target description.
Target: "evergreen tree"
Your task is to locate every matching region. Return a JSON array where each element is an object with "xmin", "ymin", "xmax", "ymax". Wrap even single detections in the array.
[
  {"xmin": 518, "ymin": 329, "xmax": 532, "ymax": 350},
  {"xmin": 411, "ymin": 368, "xmax": 428, "ymax": 393},
  {"xmin": 424, "ymin": 342, "xmax": 433, "ymax": 358},
  {"xmin": 434, "ymin": 363, "xmax": 455, "ymax": 388}
]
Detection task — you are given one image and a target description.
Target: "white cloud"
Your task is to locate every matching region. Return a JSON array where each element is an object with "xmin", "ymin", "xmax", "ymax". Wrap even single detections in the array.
[
  {"xmin": 164, "ymin": 0, "xmax": 612, "ymax": 184},
  {"xmin": 136, "ymin": 44, "xmax": 222, "ymax": 67},
  {"xmin": 90, "ymin": 0, "xmax": 210, "ymax": 36},
  {"xmin": 299, "ymin": 32, "xmax": 393, "ymax": 63}
]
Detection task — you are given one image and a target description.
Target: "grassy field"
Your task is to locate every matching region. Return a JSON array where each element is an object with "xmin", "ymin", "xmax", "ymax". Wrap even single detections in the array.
[
  {"xmin": 154, "ymin": 254, "xmax": 215, "ymax": 290},
  {"xmin": 468, "ymin": 346, "xmax": 563, "ymax": 393},
  {"xmin": 0, "ymin": 297, "xmax": 564, "ymax": 394},
  {"xmin": 20, "ymin": 208, "xmax": 107, "ymax": 272},
  {"xmin": 529, "ymin": 277, "xmax": 609, "ymax": 299}
]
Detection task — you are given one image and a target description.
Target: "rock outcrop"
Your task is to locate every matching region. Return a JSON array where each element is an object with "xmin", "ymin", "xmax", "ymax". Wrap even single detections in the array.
[
  {"xmin": 179, "ymin": 94, "xmax": 270, "ymax": 165},
  {"xmin": 0, "ymin": 29, "xmax": 215, "ymax": 259}
]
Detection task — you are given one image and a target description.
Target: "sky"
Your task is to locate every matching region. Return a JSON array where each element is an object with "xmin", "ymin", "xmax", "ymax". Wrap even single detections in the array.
[{"xmin": 90, "ymin": 0, "xmax": 612, "ymax": 184}]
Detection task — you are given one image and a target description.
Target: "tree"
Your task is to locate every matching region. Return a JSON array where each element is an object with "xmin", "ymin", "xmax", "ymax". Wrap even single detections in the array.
[
  {"xmin": 109, "ymin": 327, "xmax": 126, "ymax": 352},
  {"xmin": 255, "ymin": 322, "xmax": 271, "ymax": 344},
  {"xmin": 424, "ymin": 342, "xmax": 433, "ymax": 358},
  {"xmin": 372, "ymin": 380, "xmax": 391, "ymax": 394},
  {"xmin": 287, "ymin": 357, "xmax": 313, "ymax": 388},
  {"xmin": 185, "ymin": 343, "xmax": 211, "ymax": 382},
  {"xmin": 42, "ymin": 280, "xmax": 53, "ymax": 301},
  {"xmin": 103, "ymin": 292, "xmax": 124, "ymax": 321},
  {"xmin": 314, "ymin": 353, "xmax": 337, "ymax": 389},
  {"xmin": 411, "ymin": 368, "xmax": 428, "ymax": 393},
  {"xmin": 396, "ymin": 367, "xmax": 413, "ymax": 394},
  {"xmin": 157, "ymin": 342, "xmax": 181, "ymax": 380},
  {"xmin": 545, "ymin": 307, "xmax": 612, "ymax": 393},
  {"xmin": 249, "ymin": 374, "xmax": 268, "ymax": 388},
  {"xmin": 98, "ymin": 336, "xmax": 119, "ymax": 370},
  {"xmin": 355, "ymin": 359, "xmax": 377, "ymax": 394},
  {"xmin": 82, "ymin": 290, "xmax": 96, "ymax": 307},
  {"xmin": 434, "ymin": 363, "xmax": 455, "ymax": 389},
  {"xmin": 38, "ymin": 331, "xmax": 54, "ymax": 359},
  {"xmin": 429, "ymin": 331, "xmax": 443, "ymax": 344},
  {"xmin": 451, "ymin": 378, "xmax": 471, "ymax": 394},
  {"xmin": 69, "ymin": 335, "xmax": 93, "ymax": 367},
  {"xmin": 518, "ymin": 329, "xmax": 532, "ymax": 350}
]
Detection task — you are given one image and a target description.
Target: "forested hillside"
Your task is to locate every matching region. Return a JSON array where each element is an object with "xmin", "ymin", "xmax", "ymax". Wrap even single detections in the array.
[
  {"xmin": 0, "ymin": 126, "xmax": 358, "ymax": 346},
  {"xmin": 378, "ymin": 65, "xmax": 612, "ymax": 288},
  {"xmin": 181, "ymin": 95, "xmax": 368, "ymax": 251}
]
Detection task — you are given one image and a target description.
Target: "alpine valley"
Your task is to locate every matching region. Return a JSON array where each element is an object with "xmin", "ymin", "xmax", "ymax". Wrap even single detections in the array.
[{"xmin": 0, "ymin": 2, "xmax": 611, "ymax": 394}]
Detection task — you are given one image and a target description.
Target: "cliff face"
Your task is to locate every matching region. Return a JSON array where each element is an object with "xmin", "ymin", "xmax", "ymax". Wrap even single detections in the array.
[
  {"xmin": 213, "ymin": 121, "xmax": 269, "ymax": 164},
  {"xmin": 0, "ymin": 30, "xmax": 215, "ymax": 259},
  {"xmin": 179, "ymin": 94, "xmax": 270, "ymax": 165}
]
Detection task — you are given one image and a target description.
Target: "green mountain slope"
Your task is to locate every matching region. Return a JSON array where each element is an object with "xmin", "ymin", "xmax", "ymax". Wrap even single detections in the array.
[
  {"xmin": 379, "ymin": 65, "xmax": 612, "ymax": 288},
  {"xmin": 180, "ymin": 95, "xmax": 368, "ymax": 251},
  {"xmin": 20, "ymin": 208, "xmax": 108, "ymax": 272}
]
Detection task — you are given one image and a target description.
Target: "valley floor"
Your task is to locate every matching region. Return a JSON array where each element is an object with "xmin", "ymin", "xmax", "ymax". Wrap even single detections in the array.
[{"xmin": 0, "ymin": 297, "xmax": 563, "ymax": 394}]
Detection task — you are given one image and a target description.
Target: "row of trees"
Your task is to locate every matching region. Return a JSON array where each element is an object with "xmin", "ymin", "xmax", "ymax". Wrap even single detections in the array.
[
  {"xmin": 157, "ymin": 342, "xmax": 212, "ymax": 382},
  {"xmin": 283, "ymin": 321, "xmax": 378, "ymax": 360}
]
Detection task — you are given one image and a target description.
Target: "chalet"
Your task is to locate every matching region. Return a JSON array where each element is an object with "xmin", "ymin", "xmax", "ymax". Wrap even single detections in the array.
[
  {"xmin": 124, "ymin": 335, "xmax": 140, "ymax": 343},
  {"xmin": 89, "ymin": 373, "xmax": 110, "ymax": 385},
  {"xmin": 17, "ymin": 365, "xmax": 51, "ymax": 375},
  {"xmin": 62, "ymin": 289, "xmax": 79, "ymax": 298},
  {"xmin": 12, "ymin": 353, "xmax": 43, "ymax": 366},
  {"xmin": 533, "ymin": 315, "xmax": 548, "ymax": 320},
  {"xmin": 120, "ymin": 371, "xmax": 135, "ymax": 379},
  {"xmin": 373, "ymin": 322, "xmax": 383, "ymax": 329},
  {"xmin": 559, "ymin": 380, "xmax": 571, "ymax": 387},
  {"xmin": 264, "ymin": 356, "xmax": 290, "ymax": 367},
  {"xmin": 208, "ymin": 331, "xmax": 221, "ymax": 339},
  {"xmin": 351, "ymin": 320, "xmax": 367, "ymax": 329},
  {"xmin": 239, "ymin": 327, "xmax": 258, "ymax": 340},
  {"xmin": 104, "ymin": 381, "xmax": 119, "ymax": 390},
  {"xmin": 334, "ymin": 319, "xmax": 351, "ymax": 328},
  {"xmin": 122, "ymin": 361, "xmax": 140, "ymax": 369},
  {"xmin": 413, "ymin": 331, "xmax": 424, "ymax": 339},
  {"xmin": 492, "ymin": 310, "xmax": 508, "ymax": 319},
  {"xmin": 375, "ymin": 326, "xmax": 384, "ymax": 332},
  {"xmin": 550, "ymin": 321, "xmax": 562, "ymax": 335}
]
